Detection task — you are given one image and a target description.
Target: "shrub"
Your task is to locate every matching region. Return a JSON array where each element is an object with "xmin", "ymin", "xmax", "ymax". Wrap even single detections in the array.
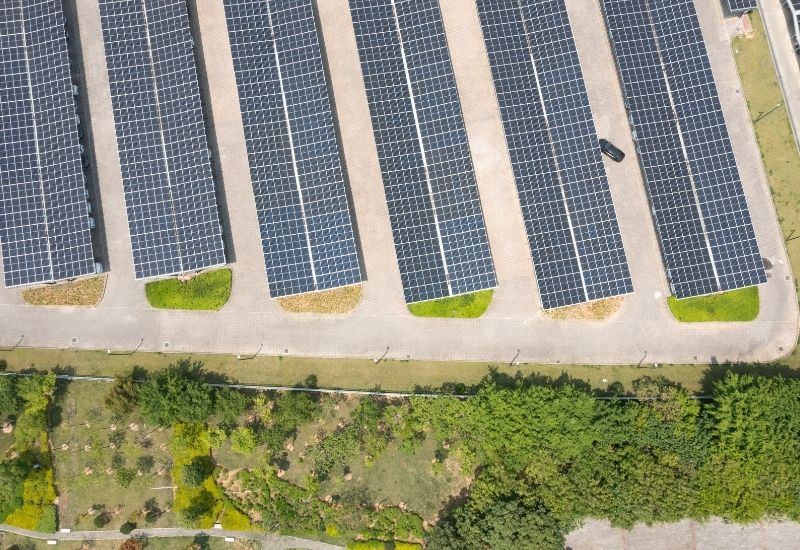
[
  {"xmin": 230, "ymin": 426, "xmax": 257, "ymax": 455},
  {"xmin": 219, "ymin": 504, "xmax": 252, "ymax": 531},
  {"xmin": 120, "ymin": 521, "xmax": 136, "ymax": 535},
  {"xmin": 119, "ymin": 538, "xmax": 143, "ymax": 550},
  {"xmin": 36, "ymin": 504, "xmax": 58, "ymax": 533},
  {"xmin": 94, "ymin": 512, "xmax": 110, "ymax": 528},
  {"xmin": 346, "ymin": 542, "xmax": 387, "ymax": 550},
  {"xmin": 115, "ymin": 468, "xmax": 136, "ymax": 488}
]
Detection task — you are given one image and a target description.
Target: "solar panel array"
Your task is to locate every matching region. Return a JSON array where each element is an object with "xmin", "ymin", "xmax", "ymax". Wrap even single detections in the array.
[
  {"xmin": 727, "ymin": 0, "xmax": 756, "ymax": 13},
  {"xmin": 223, "ymin": 0, "xmax": 362, "ymax": 298},
  {"xmin": 477, "ymin": 0, "xmax": 633, "ymax": 309},
  {"xmin": 0, "ymin": 0, "xmax": 94, "ymax": 287},
  {"xmin": 602, "ymin": 0, "xmax": 765, "ymax": 299},
  {"xmin": 99, "ymin": 0, "xmax": 225, "ymax": 279},
  {"xmin": 350, "ymin": 0, "xmax": 497, "ymax": 303}
]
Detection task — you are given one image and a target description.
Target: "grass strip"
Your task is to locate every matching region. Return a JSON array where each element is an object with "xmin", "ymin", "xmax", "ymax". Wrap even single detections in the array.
[
  {"xmin": 407, "ymin": 289, "xmax": 493, "ymax": 318},
  {"xmin": 145, "ymin": 269, "xmax": 232, "ymax": 311},
  {"xmin": 668, "ymin": 287, "xmax": 759, "ymax": 322}
]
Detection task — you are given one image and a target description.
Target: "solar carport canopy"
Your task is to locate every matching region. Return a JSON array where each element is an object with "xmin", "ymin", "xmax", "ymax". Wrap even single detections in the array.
[
  {"xmin": 99, "ymin": 0, "xmax": 226, "ymax": 279},
  {"xmin": 0, "ymin": 0, "xmax": 94, "ymax": 287},
  {"xmin": 477, "ymin": 0, "xmax": 633, "ymax": 309},
  {"xmin": 350, "ymin": 0, "xmax": 497, "ymax": 304},
  {"xmin": 223, "ymin": 0, "xmax": 362, "ymax": 298},
  {"xmin": 601, "ymin": 0, "xmax": 766, "ymax": 298}
]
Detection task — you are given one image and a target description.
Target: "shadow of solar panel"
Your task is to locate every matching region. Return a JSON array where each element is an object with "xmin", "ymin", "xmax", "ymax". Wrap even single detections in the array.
[
  {"xmin": 601, "ymin": 0, "xmax": 765, "ymax": 299},
  {"xmin": 223, "ymin": 0, "xmax": 362, "ymax": 298},
  {"xmin": 477, "ymin": 0, "xmax": 633, "ymax": 310},
  {"xmin": 0, "ymin": 0, "xmax": 94, "ymax": 287},
  {"xmin": 350, "ymin": 0, "xmax": 496, "ymax": 304},
  {"xmin": 99, "ymin": 0, "xmax": 225, "ymax": 280}
]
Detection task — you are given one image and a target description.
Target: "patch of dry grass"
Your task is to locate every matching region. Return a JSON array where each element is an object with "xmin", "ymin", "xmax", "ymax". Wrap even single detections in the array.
[
  {"xmin": 543, "ymin": 297, "xmax": 624, "ymax": 321},
  {"xmin": 22, "ymin": 276, "xmax": 106, "ymax": 307},
  {"xmin": 278, "ymin": 284, "xmax": 362, "ymax": 314}
]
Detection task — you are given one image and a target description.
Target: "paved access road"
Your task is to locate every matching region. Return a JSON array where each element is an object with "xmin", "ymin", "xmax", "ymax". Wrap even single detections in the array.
[
  {"xmin": 566, "ymin": 518, "xmax": 800, "ymax": 549},
  {"xmin": 0, "ymin": 524, "xmax": 342, "ymax": 550},
  {"xmin": 0, "ymin": 0, "xmax": 796, "ymax": 365}
]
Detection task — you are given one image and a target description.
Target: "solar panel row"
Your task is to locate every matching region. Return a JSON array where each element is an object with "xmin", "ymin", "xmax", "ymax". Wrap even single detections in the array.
[
  {"xmin": 0, "ymin": 0, "xmax": 95, "ymax": 288},
  {"xmin": 601, "ymin": 0, "xmax": 765, "ymax": 299},
  {"xmin": 727, "ymin": 0, "xmax": 756, "ymax": 13},
  {"xmin": 99, "ymin": 0, "xmax": 225, "ymax": 280},
  {"xmin": 350, "ymin": 0, "xmax": 497, "ymax": 304},
  {"xmin": 477, "ymin": 0, "xmax": 633, "ymax": 309},
  {"xmin": 223, "ymin": 0, "xmax": 362, "ymax": 298}
]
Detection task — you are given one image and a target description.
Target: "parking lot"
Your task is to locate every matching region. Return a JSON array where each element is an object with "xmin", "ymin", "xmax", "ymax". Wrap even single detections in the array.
[{"xmin": 0, "ymin": 0, "xmax": 796, "ymax": 364}]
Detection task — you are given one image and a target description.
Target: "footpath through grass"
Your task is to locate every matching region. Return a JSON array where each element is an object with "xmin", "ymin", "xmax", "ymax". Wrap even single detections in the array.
[
  {"xmin": 668, "ymin": 286, "xmax": 760, "ymax": 322},
  {"xmin": 733, "ymin": 13, "xmax": 800, "ymax": 285},
  {"xmin": 407, "ymin": 289, "xmax": 493, "ymax": 318},
  {"xmin": 145, "ymin": 268, "xmax": 231, "ymax": 311}
]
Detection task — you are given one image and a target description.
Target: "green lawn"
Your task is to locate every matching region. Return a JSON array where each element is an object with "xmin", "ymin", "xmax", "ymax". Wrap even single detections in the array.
[
  {"xmin": 145, "ymin": 268, "xmax": 231, "ymax": 311},
  {"xmin": 407, "ymin": 289, "xmax": 493, "ymax": 318},
  {"xmin": 668, "ymin": 287, "xmax": 760, "ymax": 322}
]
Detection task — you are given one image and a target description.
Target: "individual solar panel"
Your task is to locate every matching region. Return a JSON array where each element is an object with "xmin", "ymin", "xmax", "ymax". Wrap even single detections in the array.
[
  {"xmin": 727, "ymin": 0, "xmax": 756, "ymax": 12},
  {"xmin": 99, "ymin": 0, "xmax": 225, "ymax": 279},
  {"xmin": 601, "ymin": 0, "xmax": 765, "ymax": 299},
  {"xmin": 477, "ymin": 0, "xmax": 633, "ymax": 309},
  {"xmin": 223, "ymin": 0, "xmax": 362, "ymax": 298},
  {"xmin": 350, "ymin": 0, "xmax": 497, "ymax": 303},
  {"xmin": 0, "ymin": 0, "xmax": 94, "ymax": 287}
]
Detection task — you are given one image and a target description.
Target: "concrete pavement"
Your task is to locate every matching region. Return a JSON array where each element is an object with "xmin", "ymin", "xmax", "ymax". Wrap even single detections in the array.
[
  {"xmin": 0, "ymin": 0, "xmax": 796, "ymax": 365},
  {"xmin": 565, "ymin": 518, "xmax": 800, "ymax": 550},
  {"xmin": 0, "ymin": 525, "xmax": 342, "ymax": 550}
]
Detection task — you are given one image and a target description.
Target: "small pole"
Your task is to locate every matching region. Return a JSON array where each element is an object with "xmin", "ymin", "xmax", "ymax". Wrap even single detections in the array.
[
  {"xmin": 0, "ymin": 334, "xmax": 24, "ymax": 352},
  {"xmin": 108, "ymin": 338, "xmax": 143, "ymax": 356},
  {"xmin": 374, "ymin": 346, "xmax": 389, "ymax": 364},
  {"xmin": 237, "ymin": 343, "xmax": 263, "ymax": 361},
  {"xmin": 637, "ymin": 350, "xmax": 648, "ymax": 367},
  {"xmin": 509, "ymin": 349, "xmax": 520, "ymax": 367}
]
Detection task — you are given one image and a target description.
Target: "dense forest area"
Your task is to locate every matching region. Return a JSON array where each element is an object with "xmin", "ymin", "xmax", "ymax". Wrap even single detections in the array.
[{"xmin": 1, "ymin": 359, "xmax": 799, "ymax": 549}]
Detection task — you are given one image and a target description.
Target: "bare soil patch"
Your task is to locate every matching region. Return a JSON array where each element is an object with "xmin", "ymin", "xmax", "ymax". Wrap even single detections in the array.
[
  {"xmin": 278, "ymin": 284, "xmax": 362, "ymax": 314},
  {"xmin": 22, "ymin": 275, "xmax": 106, "ymax": 307},
  {"xmin": 543, "ymin": 296, "xmax": 623, "ymax": 321}
]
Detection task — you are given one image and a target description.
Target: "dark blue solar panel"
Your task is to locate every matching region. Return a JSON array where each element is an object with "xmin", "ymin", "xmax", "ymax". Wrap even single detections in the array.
[
  {"xmin": 727, "ymin": 0, "xmax": 756, "ymax": 12},
  {"xmin": 0, "ymin": 0, "xmax": 94, "ymax": 287},
  {"xmin": 99, "ymin": 0, "xmax": 226, "ymax": 279},
  {"xmin": 350, "ymin": 0, "xmax": 496, "ymax": 303},
  {"xmin": 477, "ymin": 0, "xmax": 633, "ymax": 309},
  {"xmin": 223, "ymin": 0, "xmax": 362, "ymax": 298},
  {"xmin": 601, "ymin": 0, "xmax": 765, "ymax": 298}
]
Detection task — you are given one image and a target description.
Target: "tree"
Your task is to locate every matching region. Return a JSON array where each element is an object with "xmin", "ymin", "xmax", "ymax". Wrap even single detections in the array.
[
  {"xmin": 137, "ymin": 363, "xmax": 213, "ymax": 426},
  {"xmin": 0, "ymin": 376, "xmax": 20, "ymax": 417},
  {"xmin": 698, "ymin": 373, "xmax": 800, "ymax": 522},
  {"xmin": 182, "ymin": 457, "xmax": 213, "ymax": 487},
  {"xmin": 213, "ymin": 387, "xmax": 248, "ymax": 425},
  {"xmin": 0, "ymin": 457, "xmax": 27, "ymax": 521},
  {"xmin": 105, "ymin": 375, "xmax": 138, "ymax": 417},
  {"xmin": 16, "ymin": 373, "xmax": 56, "ymax": 411}
]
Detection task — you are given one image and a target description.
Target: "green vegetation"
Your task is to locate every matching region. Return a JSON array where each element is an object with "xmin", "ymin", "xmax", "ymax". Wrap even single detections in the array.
[
  {"xmin": 667, "ymin": 286, "xmax": 760, "ymax": 322},
  {"xmin": 3, "ymin": 363, "xmax": 800, "ymax": 548},
  {"xmin": 407, "ymin": 289, "xmax": 493, "ymax": 318},
  {"xmin": 145, "ymin": 268, "xmax": 232, "ymax": 311},
  {"xmin": 0, "ymin": 373, "xmax": 58, "ymax": 532}
]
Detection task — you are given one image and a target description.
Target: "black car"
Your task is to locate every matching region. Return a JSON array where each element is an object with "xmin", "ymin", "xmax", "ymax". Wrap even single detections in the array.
[{"xmin": 599, "ymin": 139, "xmax": 625, "ymax": 162}]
